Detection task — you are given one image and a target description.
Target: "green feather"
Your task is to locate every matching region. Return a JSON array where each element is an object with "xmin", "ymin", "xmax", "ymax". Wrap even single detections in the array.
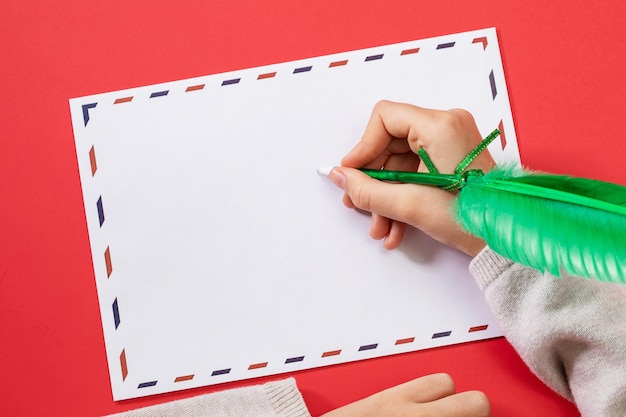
[
  {"xmin": 361, "ymin": 128, "xmax": 626, "ymax": 283},
  {"xmin": 456, "ymin": 164, "xmax": 626, "ymax": 283}
]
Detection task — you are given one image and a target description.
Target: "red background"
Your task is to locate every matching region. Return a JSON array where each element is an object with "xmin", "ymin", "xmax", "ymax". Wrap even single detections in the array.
[{"xmin": 2, "ymin": 1, "xmax": 624, "ymax": 416}]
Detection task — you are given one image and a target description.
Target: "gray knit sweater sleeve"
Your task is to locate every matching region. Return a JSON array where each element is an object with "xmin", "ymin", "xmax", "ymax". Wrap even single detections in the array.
[
  {"xmin": 105, "ymin": 378, "xmax": 311, "ymax": 417},
  {"xmin": 470, "ymin": 248, "xmax": 626, "ymax": 417}
]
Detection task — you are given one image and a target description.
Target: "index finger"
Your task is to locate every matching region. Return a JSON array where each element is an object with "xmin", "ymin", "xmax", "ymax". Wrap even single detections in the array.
[{"xmin": 341, "ymin": 100, "xmax": 438, "ymax": 168}]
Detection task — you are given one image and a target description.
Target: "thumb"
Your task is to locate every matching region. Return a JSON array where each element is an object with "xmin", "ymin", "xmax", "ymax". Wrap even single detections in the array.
[
  {"xmin": 324, "ymin": 167, "xmax": 486, "ymax": 256},
  {"xmin": 327, "ymin": 167, "xmax": 418, "ymax": 221}
]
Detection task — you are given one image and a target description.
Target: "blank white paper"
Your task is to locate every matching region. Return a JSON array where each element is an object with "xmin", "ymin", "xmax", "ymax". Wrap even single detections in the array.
[{"xmin": 70, "ymin": 27, "xmax": 520, "ymax": 400}]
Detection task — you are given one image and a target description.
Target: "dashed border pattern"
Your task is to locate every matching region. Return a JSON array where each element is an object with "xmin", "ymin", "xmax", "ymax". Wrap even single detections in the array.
[{"xmin": 83, "ymin": 34, "xmax": 504, "ymax": 393}]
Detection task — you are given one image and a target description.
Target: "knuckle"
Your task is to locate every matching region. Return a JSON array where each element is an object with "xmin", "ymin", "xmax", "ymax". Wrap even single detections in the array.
[
  {"xmin": 433, "ymin": 108, "xmax": 474, "ymax": 136},
  {"xmin": 373, "ymin": 99, "xmax": 392, "ymax": 110},
  {"xmin": 447, "ymin": 107, "xmax": 474, "ymax": 122},
  {"xmin": 435, "ymin": 110, "xmax": 464, "ymax": 131}
]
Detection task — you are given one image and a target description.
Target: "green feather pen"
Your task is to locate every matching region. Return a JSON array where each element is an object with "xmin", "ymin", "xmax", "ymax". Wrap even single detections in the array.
[{"xmin": 357, "ymin": 129, "xmax": 626, "ymax": 284}]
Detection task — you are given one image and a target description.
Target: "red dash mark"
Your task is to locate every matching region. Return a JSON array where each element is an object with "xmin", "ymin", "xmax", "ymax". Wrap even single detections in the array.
[
  {"xmin": 114, "ymin": 97, "xmax": 133, "ymax": 104},
  {"xmin": 329, "ymin": 60, "xmax": 348, "ymax": 68},
  {"xmin": 401, "ymin": 48, "xmax": 420, "ymax": 56},
  {"xmin": 257, "ymin": 72, "xmax": 277, "ymax": 80},
  {"xmin": 472, "ymin": 37, "xmax": 488, "ymax": 50},
  {"xmin": 469, "ymin": 325, "xmax": 489, "ymax": 333},
  {"xmin": 186, "ymin": 84, "xmax": 205, "ymax": 92},
  {"xmin": 104, "ymin": 247, "xmax": 113, "ymax": 278},
  {"xmin": 498, "ymin": 120, "xmax": 507, "ymax": 150},
  {"xmin": 322, "ymin": 350, "xmax": 342, "ymax": 357},
  {"xmin": 89, "ymin": 146, "xmax": 97, "ymax": 176},
  {"xmin": 174, "ymin": 375, "xmax": 194, "ymax": 382},
  {"xmin": 395, "ymin": 337, "xmax": 415, "ymax": 345},
  {"xmin": 248, "ymin": 362, "xmax": 268, "ymax": 370},
  {"xmin": 120, "ymin": 350, "xmax": 128, "ymax": 381}
]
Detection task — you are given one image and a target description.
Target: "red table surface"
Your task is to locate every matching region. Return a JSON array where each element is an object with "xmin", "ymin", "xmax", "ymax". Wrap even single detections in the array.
[{"xmin": 2, "ymin": 1, "xmax": 625, "ymax": 416}]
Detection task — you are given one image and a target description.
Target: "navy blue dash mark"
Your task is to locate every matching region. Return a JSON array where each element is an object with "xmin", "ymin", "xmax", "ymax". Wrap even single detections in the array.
[
  {"xmin": 112, "ymin": 298, "xmax": 120, "ymax": 329},
  {"xmin": 211, "ymin": 368, "xmax": 231, "ymax": 376},
  {"xmin": 489, "ymin": 70, "xmax": 497, "ymax": 99},
  {"xmin": 436, "ymin": 42, "xmax": 456, "ymax": 50},
  {"xmin": 293, "ymin": 66, "xmax": 312, "ymax": 74},
  {"xmin": 365, "ymin": 54, "xmax": 384, "ymax": 62},
  {"xmin": 358, "ymin": 343, "xmax": 378, "ymax": 351},
  {"xmin": 285, "ymin": 356, "xmax": 305, "ymax": 364},
  {"xmin": 150, "ymin": 90, "xmax": 169, "ymax": 98},
  {"xmin": 138, "ymin": 380, "xmax": 158, "ymax": 389},
  {"xmin": 221, "ymin": 78, "xmax": 241, "ymax": 86},
  {"xmin": 97, "ymin": 196, "xmax": 105, "ymax": 227},
  {"xmin": 432, "ymin": 331, "xmax": 452, "ymax": 339},
  {"xmin": 82, "ymin": 103, "xmax": 97, "ymax": 126}
]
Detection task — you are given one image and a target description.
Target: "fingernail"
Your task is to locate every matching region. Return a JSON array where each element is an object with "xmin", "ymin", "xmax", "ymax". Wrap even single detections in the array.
[
  {"xmin": 317, "ymin": 166, "xmax": 334, "ymax": 176},
  {"xmin": 328, "ymin": 168, "xmax": 346, "ymax": 189}
]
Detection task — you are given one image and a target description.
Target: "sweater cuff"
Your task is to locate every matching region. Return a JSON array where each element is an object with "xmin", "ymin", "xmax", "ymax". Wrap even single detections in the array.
[
  {"xmin": 105, "ymin": 378, "xmax": 311, "ymax": 417},
  {"xmin": 469, "ymin": 247, "xmax": 515, "ymax": 291},
  {"xmin": 264, "ymin": 378, "xmax": 312, "ymax": 417}
]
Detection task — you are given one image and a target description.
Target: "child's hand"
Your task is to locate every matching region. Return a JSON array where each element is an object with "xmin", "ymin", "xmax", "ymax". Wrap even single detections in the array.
[
  {"xmin": 326, "ymin": 101, "xmax": 494, "ymax": 256},
  {"xmin": 320, "ymin": 373, "xmax": 490, "ymax": 417}
]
